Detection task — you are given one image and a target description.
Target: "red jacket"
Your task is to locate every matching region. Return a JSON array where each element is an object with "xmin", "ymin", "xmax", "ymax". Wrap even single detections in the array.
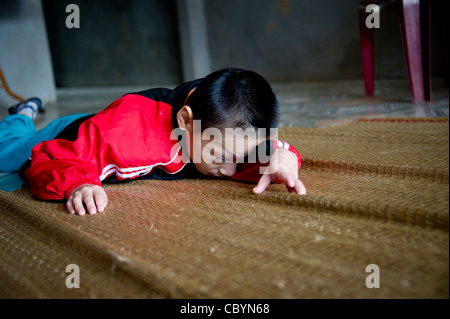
[{"xmin": 25, "ymin": 86, "xmax": 302, "ymax": 201}]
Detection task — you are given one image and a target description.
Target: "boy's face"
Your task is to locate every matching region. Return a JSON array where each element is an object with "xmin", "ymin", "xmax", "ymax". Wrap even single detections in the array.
[
  {"xmin": 189, "ymin": 127, "xmax": 260, "ymax": 178},
  {"xmin": 176, "ymin": 105, "xmax": 261, "ymax": 177}
]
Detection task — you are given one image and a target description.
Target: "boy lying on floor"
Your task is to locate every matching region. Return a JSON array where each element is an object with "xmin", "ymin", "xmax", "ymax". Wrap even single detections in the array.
[{"xmin": 0, "ymin": 68, "xmax": 306, "ymax": 216}]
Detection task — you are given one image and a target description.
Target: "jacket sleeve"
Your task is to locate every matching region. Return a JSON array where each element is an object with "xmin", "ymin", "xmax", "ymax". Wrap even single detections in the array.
[
  {"xmin": 24, "ymin": 98, "xmax": 125, "ymax": 201},
  {"xmin": 25, "ymin": 155, "xmax": 102, "ymax": 201},
  {"xmin": 25, "ymin": 128, "xmax": 104, "ymax": 201},
  {"xmin": 230, "ymin": 139, "xmax": 302, "ymax": 184}
]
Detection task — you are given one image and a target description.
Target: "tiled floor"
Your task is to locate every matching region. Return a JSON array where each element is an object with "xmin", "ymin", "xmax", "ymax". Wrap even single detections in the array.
[
  {"xmin": 272, "ymin": 79, "xmax": 449, "ymax": 127},
  {"xmin": 0, "ymin": 78, "xmax": 448, "ymax": 191}
]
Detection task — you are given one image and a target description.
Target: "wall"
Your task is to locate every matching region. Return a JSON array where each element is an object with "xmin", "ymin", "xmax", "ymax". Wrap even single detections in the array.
[
  {"xmin": 38, "ymin": 0, "xmax": 450, "ymax": 87},
  {"xmin": 42, "ymin": 0, "xmax": 183, "ymax": 87},
  {"xmin": 0, "ymin": 0, "xmax": 56, "ymax": 106},
  {"xmin": 206, "ymin": 0, "xmax": 447, "ymax": 82}
]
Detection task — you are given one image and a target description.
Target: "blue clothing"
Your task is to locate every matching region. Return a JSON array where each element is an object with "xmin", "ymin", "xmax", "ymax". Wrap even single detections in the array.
[{"xmin": 0, "ymin": 113, "xmax": 90, "ymax": 172}]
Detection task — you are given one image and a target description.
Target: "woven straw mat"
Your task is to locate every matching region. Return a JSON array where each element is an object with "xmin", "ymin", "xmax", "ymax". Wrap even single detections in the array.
[{"xmin": 0, "ymin": 120, "xmax": 448, "ymax": 298}]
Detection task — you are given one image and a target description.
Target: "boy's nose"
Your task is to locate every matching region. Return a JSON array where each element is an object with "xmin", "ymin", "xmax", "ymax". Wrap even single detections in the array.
[{"xmin": 219, "ymin": 164, "xmax": 237, "ymax": 177}]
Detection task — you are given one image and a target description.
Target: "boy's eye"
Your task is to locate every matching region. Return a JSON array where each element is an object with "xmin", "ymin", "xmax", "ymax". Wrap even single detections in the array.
[{"xmin": 215, "ymin": 156, "xmax": 227, "ymax": 163}]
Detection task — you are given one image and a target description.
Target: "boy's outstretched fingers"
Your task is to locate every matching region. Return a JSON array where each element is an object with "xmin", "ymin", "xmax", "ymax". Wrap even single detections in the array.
[
  {"xmin": 290, "ymin": 178, "xmax": 307, "ymax": 195},
  {"xmin": 93, "ymin": 187, "xmax": 108, "ymax": 213},
  {"xmin": 253, "ymin": 173, "xmax": 273, "ymax": 194},
  {"xmin": 253, "ymin": 172, "xmax": 307, "ymax": 195},
  {"xmin": 277, "ymin": 172, "xmax": 307, "ymax": 195}
]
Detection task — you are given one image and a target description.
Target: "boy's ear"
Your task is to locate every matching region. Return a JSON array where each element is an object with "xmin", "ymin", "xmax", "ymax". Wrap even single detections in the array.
[{"xmin": 177, "ymin": 105, "xmax": 194, "ymax": 133}]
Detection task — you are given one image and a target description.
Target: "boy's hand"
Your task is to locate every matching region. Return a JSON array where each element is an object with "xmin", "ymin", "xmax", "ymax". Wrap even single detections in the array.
[
  {"xmin": 253, "ymin": 148, "xmax": 307, "ymax": 195},
  {"xmin": 66, "ymin": 184, "xmax": 108, "ymax": 216}
]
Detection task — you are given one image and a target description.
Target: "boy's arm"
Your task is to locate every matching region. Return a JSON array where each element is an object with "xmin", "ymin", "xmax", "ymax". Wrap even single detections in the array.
[
  {"xmin": 230, "ymin": 139, "xmax": 302, "ymax": 183},
  {"xmin": 230, "ymin": 139, "xmax": 306, "ymax": 194},
  {"xmin": 24, "ymin": 93, "xmax": 175, "ymax": 203},
  {"xmin": 25, "ymin": 142, "xmax": 102, "ymax": 201},
  {"xmin": 253, "ymin": 147, "xmax": 306, "ymax": 195},
  {"xmin": 26, "ymin": 151, "xmax": 107, "ymax": 214},
  {"xmin": 24, "ymin": 95, "xmax": 138, "ymax": 201},
  {"xmin": 24, "ymin": 99, "xmax": 124, "ymax": 201}
]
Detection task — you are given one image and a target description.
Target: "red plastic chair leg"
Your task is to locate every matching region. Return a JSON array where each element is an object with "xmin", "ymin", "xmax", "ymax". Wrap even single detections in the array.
[
  {"xmin": 398, "ymin": 0, "xmax": 431, "ymax": 102},
  {"xmin": 359, "ymin": 6, "xmax": 375, "ymax": 96},
  {"xmin": 420, "ymin": 0, "xmax": 432, "ymax": 101}
]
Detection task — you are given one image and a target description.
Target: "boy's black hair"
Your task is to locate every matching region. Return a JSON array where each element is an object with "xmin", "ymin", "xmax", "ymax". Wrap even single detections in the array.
[{"xmin": 187, "ymin": 68, "xmax": 279, "ymax": 132}]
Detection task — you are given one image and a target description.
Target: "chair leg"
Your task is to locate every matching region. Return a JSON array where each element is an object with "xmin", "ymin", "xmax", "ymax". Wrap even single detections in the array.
[
  {"xmin": 420, "ymin": 0, "xmax": 431, "ymax": 101},
  {"xmin": 0, "ymin": 66, "xmax": 25, "ymax": 103},
  {"xmin": 436, "ymin": 0, "xmax": 449, "ymax": 88},
  {"xmin": 359, "ymin": 5, "xmax": 375, "ymax": 96},
  {"xmin": 398, "ymin": 0, "xmax": 430, "ymax": 102}
]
